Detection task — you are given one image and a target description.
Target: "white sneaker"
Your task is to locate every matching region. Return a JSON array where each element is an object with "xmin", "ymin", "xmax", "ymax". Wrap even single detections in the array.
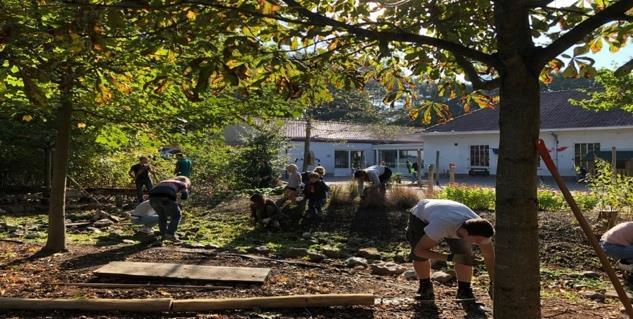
[{"xmin": 618, "ymin": 260, "xmax": 633, "ymax": 272}]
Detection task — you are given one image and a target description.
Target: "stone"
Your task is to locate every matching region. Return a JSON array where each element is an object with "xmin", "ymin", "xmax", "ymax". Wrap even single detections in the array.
[
  {"xmin": 357, "ymin": 247, "xmax": 381, "ymax": 260},
  {"xmin": 279, "ymin": 247, "xmax": 309, "ymax": 258},
  {"xmin": 431, "ymin": 259, "xmax": 447, "ymax": 270},
  {"xmin": 345, "ymin": 257, "xmax": 368, "ymax": 267},
  {"xmin": 322, "ymin": 248, "xmax": 342, "ymax": 259},
  {"xmin": 251, "ymin": 246, "xmax": 270, "ymax": 254},
  {"xmin": 182, "ymin": 242, "xmax": 205, "ymax": 249},
  {"xmin": 431, "ymin": 271, "xmax": 455, "ymax": 283},
  {"xmin": 307, "ymin": 252, "xmax": 326, "ymax": 263},
  {"xmin": 302, "ymin": 232, "xmax": 312, "ymax": 239},
  {"xmin": 122, "ymin": 239, "xmax": 138, "ymax": 244},
  {"xmin": 402, "ymin": 269, "xmax": 418, "ymax": 280},
  {"xmin": 580, "ymin": 271, "xmax": 601, "ymax": 279},
  {"xmin": 370, "ymin": 262, "xmax": 407, "ymax": 276},
  {"xmin": 119, "ymin": 211, "xmax": 132, "ymax": 220},
  {"xmin": 93, "ymin": 219, "xmax": 114, "ymax": 228},
  {"xmin": 86, "ymin": 227, "xmax": 102, "ymax": 234},
  {"xmin": 581, "ymin": 290, "xmax": 605, "ymax": 302},
  {"xmin": 204, "ymin": 243, "xmax": 220, "ymax": 249}
]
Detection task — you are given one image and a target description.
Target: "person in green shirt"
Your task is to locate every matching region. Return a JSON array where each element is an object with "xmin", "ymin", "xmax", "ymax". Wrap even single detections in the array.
[{"xmin": 174, "ymin": 153, "xmax": 192, "ymax": 177}]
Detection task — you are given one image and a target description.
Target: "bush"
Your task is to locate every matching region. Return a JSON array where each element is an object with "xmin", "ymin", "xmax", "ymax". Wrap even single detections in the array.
[
  {"xmin": 589, "ymin": 159, "xmax": 633, "ymax": 211},
  {"xmin": 434, "ymin": 185, "xmax": 495, "ymax": 211},
  {"xmin": 536, "ymin": 190, "xmax": 566, "ymax": 211},
  {"xmin": 387, "ymin": 186, "xmax": 421, "ymax": 210}
]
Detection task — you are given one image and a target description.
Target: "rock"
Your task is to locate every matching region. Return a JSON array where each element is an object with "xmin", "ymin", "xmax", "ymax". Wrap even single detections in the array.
[
  {"xmin": 322, "ymin": 248, "xmax": 342, "ymax": 259},
  {"xmin": 204, "ymin": 243, "xmax": 220, "ymax": 249},
  {"xmin": 431, "ymin": 271, "xmax": 455, "ymax": 283},
  {"xmin": 93, "ymin": 219, "xmax": 114, "ymax": 228},
  {"xmin": 345, "ymin": 257, "xmax": 368, "ymax": 267},
  {"xmin": 86, "ymin": 227, "xmax": 102, "ymax": 233},
  {"xmin": 580, "ymin": 271, "xmax": 601, "ymax": 279},
  {"xmin": 119, "ymin": 211, "xmax": 132, "ymax": 220},
  {"xmin": 182, "ymin": 242, "xmax": 205, "ymax": 249},
  {"xmin": 431, "ymin": 259, "xmax": 447, "ymax": 270},
  {"xmin": 357, "ymin": 247, "xmax": 381, "ymax": 260},
  {"xmin": 302, "ymin": 232, "xmax": 312, "ymax": 239},
  {"xmin": 371, "ymin": 262, "xmax": 407, "ymax": 276},
  {"xmin": 122, "ymin": 239, "xmax": 138, "ymax": 244},
  {"xmin": 402, "ymin": 269, "xmax": 418, "ymax": 280},
  {"xmin": 279, "ymin": 247, "xmax": 309, "ymax": 258},
  {"xmin": 581, "ymin": 290, "xmax": 605, "ymax": 302},
  {"xmin": 307, "ymin": 252, "xmax": 326, "ymax": 263},
  {"xmin": 251, "ymin": 246, "xmax": 271, "ymax": 254},
  {"xmin": 393, "ymin": 254, "xmax": 408, "ymax": 263}
]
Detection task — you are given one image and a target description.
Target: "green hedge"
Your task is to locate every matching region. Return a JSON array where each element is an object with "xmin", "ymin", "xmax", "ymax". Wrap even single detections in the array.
[{"xmin": 435, "ymin": 185, "xmax": 598, "ymax": 212}]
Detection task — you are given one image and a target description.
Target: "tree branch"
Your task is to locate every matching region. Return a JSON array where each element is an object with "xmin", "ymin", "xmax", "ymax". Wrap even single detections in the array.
[
  {"xmin": 279, "ymin": 0, "xmax": 502, "ymax": 70},
  {"xmin": 534, "ymin": 0, "xmax": 633, "ymax": 69},
  {"xmin": 453, "ymin": 55, "xmax": 501, "ymax": 90}
]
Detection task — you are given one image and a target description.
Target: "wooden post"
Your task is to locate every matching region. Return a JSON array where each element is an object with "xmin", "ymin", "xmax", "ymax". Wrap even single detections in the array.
[
  {"xmin": 171, "ymin": 294, "xmax": 375, "ymax": 312},
  {"xmin": 435, "ymin": 150, "xmax": 440, "ymax": 185},
  {"xmin": 537, "ymin": 139, "xmax": 633, "ymax": 318},
  {"xmin": 449, "ymin": 163, "xmax": 456, "ymax": 184}
]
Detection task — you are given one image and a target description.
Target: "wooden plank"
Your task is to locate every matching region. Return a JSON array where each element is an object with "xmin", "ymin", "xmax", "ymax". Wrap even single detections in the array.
[
  {"xmin": 171, "ymin": 294, "xmax": 375, "ymax": 311},
  {"xmin": 94, "ymin": 261, "xmax": 270, "ymax": 283},
  {"xmin": 0, "ymin": 297, "xmax": 172, "ymax": 312},
  {"xmin": 51, "ymin": 282, "xmax": 232, "ymax": 290}
]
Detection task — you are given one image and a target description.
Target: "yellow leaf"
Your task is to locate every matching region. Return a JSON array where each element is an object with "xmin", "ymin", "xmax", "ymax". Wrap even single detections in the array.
[
  {"xmin": 186, "ymin": 10, "xmax": 197, "ymax": 21},
  {"xmin": 77, "ymin": 123, "xmax": 86, "ymax": 128},
  {"xmin": 22, "ymin": 115, "xmax": 33, "ymax": 122},
  {"xmin": 590, "ymin": 38, "xmax": 602, "ymax": 53}
]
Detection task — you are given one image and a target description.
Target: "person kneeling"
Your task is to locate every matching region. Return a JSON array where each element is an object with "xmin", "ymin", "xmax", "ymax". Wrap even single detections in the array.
[
  {"xmin": 131, "ymin": 200, "xmax": 159, "ymax": 235},
  {"xmin": 302, "ymin": 172, "xmax": 329, "ymax": 230},
  {"xmin": 250, "ymin": 193, "xmax": 281, "ymax": 230},
  {"xmin": 407, "ymin": 199, "xmax": 495, "ymax": 301}
]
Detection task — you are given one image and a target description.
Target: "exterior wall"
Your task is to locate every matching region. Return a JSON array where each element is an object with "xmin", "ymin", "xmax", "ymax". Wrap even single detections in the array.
[
  {"xmin": 424, "ymin": 127, "xmax": 633, "ymax": 177},
  {"xmin": 286, "ymin": 141, "xmax": 375, "ymax": 177}
]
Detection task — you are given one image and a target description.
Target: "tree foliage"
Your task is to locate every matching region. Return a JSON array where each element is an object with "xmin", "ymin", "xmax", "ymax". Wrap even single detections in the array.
[{"xmin": 570, "ymin": 70, "xmax": 633, "ymax": 112}]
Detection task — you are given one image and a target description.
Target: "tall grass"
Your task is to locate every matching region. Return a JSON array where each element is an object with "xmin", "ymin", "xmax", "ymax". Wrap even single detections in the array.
[
  {"xmin": 387, "ymin": 186, "xmax": 421, "ymax": 210},
  {"xmin": 329, "ymin": 181, "xmax": 358, "ymax": 207}
]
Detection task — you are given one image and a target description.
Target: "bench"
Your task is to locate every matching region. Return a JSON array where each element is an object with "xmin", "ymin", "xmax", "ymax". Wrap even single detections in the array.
[{"xmin": 468, "ymin": 168, "xmax": 490, "ymax": 176}]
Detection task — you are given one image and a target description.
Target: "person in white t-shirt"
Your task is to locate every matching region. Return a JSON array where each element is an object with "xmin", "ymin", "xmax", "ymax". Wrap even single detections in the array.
[
  {"xmin": 131, "ymin": 200, "xmax": 159, "ymax": 234},
  {"xmin": 354, "ymin": 165, "xmax": 392, "ymax": 196},
  {"xmin": 600, "ymin": 222, "xmax": 633, "ymax": 272},
  {"xmin": 406, "ymin": 199, "xmax": 495, "ymax": 301}
]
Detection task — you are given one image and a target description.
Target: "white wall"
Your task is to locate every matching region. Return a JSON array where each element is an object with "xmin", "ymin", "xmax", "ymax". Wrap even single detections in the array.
[
  {"xmin": 424, "ymin": 127, "xmax": 633, "ymax": 177},
  {"xmin": 286, "ymin": 141, "xmax": 375, "ymax": 176}
]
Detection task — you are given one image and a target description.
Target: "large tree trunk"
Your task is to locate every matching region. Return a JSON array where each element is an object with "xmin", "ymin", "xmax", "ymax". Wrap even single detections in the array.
[
  {"xmin": 494, "ymin": 1, "xmax": 541, "ymax": 318},
  {"xmin": 42, "ymin": 82, "xmax": 73, "ymax": 254}
]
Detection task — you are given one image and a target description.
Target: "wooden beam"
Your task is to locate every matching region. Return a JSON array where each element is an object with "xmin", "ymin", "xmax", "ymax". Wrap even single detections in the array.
[
  {"xmin": 51, "ymin": 282, "xmax": 232, "ymax": 290},
  {"xmin": 0, "ymin": 298, "xmax": 172, "ymax": 312},
  {"xmin": 171, "ymin": 294, "xmax": 375, "ymax": 312}
]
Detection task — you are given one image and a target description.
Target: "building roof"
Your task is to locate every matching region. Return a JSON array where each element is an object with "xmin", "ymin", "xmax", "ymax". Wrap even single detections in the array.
[
  {"xmin": 284, "ymin": 120, "xmax": 424, "ymax": 144},
  {"xmin": 425, "ymin": 90, "xmax": 633, "ymax": 133}
]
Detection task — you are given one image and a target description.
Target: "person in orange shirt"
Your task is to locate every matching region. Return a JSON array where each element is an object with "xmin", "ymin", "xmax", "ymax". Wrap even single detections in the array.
[{"xmin": 600, "ymin": 222, "xmax": 633, "ymax": 272}]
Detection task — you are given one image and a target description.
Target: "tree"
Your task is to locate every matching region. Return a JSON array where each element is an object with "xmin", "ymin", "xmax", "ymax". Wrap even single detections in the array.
[
  {"xmin": 570, "ymin": 70, "xmax": 633, "ymax": 112},
  {"xmin": 308, "ymin": 88, "xmax": 386, "ymax": 123},
  {"xmin": 54, "ymin": 0, "xmax": 633, "ymax": 316}
]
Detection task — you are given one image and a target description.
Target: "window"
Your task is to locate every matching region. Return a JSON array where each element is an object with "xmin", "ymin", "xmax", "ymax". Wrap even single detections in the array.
[
  {"xmin": 334, "ymin": 150, "xmax": 349, "ymax": 169},
  {"xmin": 470, "ymin": 145, "xmax": 490, "ymax": 167},
  {"xmin": 350, "ymin": 151, "xmax": 365, "ymax": 169},
  {"xmin": 574, "ymin": 143, "xmax": 600, "ymax": 169},
  {"xmin": 378, "ymin": 150, "xmax": 397, "ymax": 168},
  {"xmin": 398, "ymin": 150, "xmax": 418, "ymax": 170}
]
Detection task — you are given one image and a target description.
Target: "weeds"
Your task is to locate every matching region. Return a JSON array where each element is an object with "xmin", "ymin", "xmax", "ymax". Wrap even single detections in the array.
[{"xmin": 387, "ymin": 186, "xmax": 421, "ymax": 210}]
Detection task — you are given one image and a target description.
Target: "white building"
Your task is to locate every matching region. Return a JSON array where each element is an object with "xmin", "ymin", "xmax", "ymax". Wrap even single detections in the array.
[
  {"xmin": 225, "ymin": 120, "xmax": 424, "ymax": 177},
  {"xmin": 423, "ymin": 90, "xmax": 633, "ymax": 177}
]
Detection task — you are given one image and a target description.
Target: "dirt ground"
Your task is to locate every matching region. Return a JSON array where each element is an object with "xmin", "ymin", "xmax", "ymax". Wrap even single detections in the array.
[{"xmin": 0, "ymin": 196, "xmax": 630, "ymax": 318}]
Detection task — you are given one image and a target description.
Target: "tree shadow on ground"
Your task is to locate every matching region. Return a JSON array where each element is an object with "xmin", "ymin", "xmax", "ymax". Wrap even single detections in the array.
[
  {"xmin": 412, "ymin": 301, "xmax": 441, "ymax": 318},
  {"xmin": 58, "ymin": 241, "xmax": 155, "ymax": 271}
]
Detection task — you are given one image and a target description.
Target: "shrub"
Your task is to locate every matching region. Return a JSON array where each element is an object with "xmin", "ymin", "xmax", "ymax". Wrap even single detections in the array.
[
  {"xmin": 589, "ymin": 159, "xmax": 633, "ymax": 211},
  {"xmin": 536, "ymin": 190, "xmax": 566, "ymax": 211},
  {"xmin": 387, "ymin": 186, "xmax": 421, "ymax": 210},
  {"xmin": 434, "ymin": 185, "xmax": 495, "ymax": 211}
]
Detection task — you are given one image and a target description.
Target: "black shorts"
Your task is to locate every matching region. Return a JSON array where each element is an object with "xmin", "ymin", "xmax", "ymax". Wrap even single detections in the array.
[
  {"xmin": 405, "ymin": 214, "xmax": 473, "ymax": 264},
  {"xmin": 379, "ymin": 167, "xmax": 392, "ymax": 185}
]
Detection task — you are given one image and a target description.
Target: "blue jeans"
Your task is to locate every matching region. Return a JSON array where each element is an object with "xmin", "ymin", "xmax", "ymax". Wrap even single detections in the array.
[
  {"xmin": 307, "ymin": 198, "xmax": 324, "ymax": 218},
  {"xmin": 149, "ymin": 197, "xmax": 181, "ymax": 236},
  {"xmin": 601, "ymin": 241, "xmax": 633, "ymax": 263},
  {"xmin": 135, "ymin": 178, "xmax": 153, "ymax": 202}
]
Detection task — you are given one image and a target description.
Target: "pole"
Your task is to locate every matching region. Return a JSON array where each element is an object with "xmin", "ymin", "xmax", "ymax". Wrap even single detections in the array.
[
  {"xmin": 416, "ymin": 149, "xmax": 423, "ymax": 186},
  {"xmin": 537, "ymin": 139, "xmax": 633, "ymax": 318},
  {"xmin": 612, "ymin": 146, "xmax": 617, "ymax": 183}
]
